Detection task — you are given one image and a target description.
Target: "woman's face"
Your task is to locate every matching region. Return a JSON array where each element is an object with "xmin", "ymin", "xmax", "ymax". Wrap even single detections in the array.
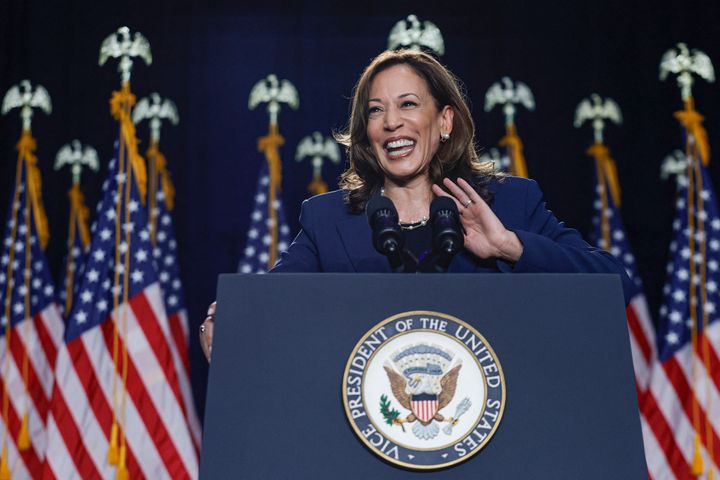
[{"xmin": 366, "ymin": 64, "xmax": 453, "ymax": 184}]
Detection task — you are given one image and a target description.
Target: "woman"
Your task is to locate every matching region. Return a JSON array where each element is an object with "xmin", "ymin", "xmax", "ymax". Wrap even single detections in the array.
[{"xmin": 199, "ymin": 50, "xmax": 632, "ymax": 360}]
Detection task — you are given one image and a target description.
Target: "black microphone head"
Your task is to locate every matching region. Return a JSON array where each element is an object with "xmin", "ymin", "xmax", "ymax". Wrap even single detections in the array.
[
  {"xmin": 366, "ymin": 194, "xmax": 398, "ymax": 225},
  {"xmin": 366, "ymin": 193, "xmax": 403, "ymax": 255},
  {"xmin": 430, "ymin": 195, "xmax": 463, "ymax": 256},
  {"xmin": 430, "ymin": 196, "xmax": 459, "ymax": 219}
]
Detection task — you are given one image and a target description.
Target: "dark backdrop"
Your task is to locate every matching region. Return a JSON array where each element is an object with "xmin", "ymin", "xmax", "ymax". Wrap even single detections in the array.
[{"xmin": 2, "ymin": 0, "xmax": 719, "ymax": 419}]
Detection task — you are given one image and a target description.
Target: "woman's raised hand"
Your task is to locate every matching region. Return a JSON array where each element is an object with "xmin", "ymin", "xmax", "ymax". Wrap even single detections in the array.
[{"xmin": 432, "ymin": 178, "xmax": 523, "ymax": 263}]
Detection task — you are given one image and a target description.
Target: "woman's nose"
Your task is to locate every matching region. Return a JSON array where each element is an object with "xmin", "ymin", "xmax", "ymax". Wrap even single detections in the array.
[{"xmin": 383, "ymin": 107, "xmax": 402, "ymax": 130}]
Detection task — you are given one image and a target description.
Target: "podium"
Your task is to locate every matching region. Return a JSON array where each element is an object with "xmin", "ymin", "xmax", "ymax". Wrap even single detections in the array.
[{"xmin": 201, "ymin": 273, "xmax": 646, "ymax": 479}]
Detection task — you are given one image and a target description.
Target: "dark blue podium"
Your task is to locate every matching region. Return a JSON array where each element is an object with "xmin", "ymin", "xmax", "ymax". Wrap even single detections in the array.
[{"xmin": 200, "ymin": 273, "xmax": 646, "ymax": 478}]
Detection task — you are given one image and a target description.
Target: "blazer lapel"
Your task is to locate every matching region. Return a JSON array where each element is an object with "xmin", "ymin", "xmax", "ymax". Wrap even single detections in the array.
[{"xmin": 337, "ymin": 215, "xmax": 391, "ymax": 273}]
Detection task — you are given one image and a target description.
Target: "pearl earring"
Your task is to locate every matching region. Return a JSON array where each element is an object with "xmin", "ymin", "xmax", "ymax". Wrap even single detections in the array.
[{"xmin": 440, "ymin": 133, "xmax": 450, "ymax": 143}]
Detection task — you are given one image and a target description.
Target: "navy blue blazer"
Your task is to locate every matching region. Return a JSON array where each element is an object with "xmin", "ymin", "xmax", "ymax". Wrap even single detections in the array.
[{"xmin": 272, "ymin": 176, "xmax": 632, "ymax": 302}]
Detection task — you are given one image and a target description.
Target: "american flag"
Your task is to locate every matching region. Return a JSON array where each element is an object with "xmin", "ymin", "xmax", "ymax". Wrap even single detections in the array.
[
  {"xmin": 238, "ymin": 161, "xmax": 291, "ymax": 273},
  {"xmin": 587, "ymin": 146, "xmax": 656, "ymax": 396},
  {"xmin": 642, "ymin": 146, "xmax": 720, "ymax": 479},
  {"xmin": 0, "ymin": 135, "xmax": 64, "ymax": 478},
  {"xmin": 147, "ymin": 145, "xmax": 202, "ymax": 449},
  {"xmin": 58, "ymin": 185, "xmax": 91, "ymax": 316},
  {"xmin": 42, "ymin": 136, "xmax": 198, "ymax": 479}
]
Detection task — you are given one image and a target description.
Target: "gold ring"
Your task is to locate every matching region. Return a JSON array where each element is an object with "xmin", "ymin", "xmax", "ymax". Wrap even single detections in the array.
[{"xmin": 463, "ymin": 199, "xmax": 473, "ymax": 208}]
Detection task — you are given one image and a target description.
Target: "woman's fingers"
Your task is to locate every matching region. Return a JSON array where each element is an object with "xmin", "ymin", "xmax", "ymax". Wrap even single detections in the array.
[
  {"xmin": 431, "ymin": 184, "xmax": 463, "ymax": 209},
  {"xmin": 199, "ymin": 321, "xmax": 213, "ymax": 362},
  {"xmin": 456, "ymin": 178, "xmax": 483, "ymax": 203},
  {"xmin": 435, "ymin": 177, "xmax": 497, "ymax": 229},
  {"xmin": 456, "ymin": 178, "xmax": 496, "ymax": 218},
  {"xmin": 200, "ymin": 302, "xmax": 217, "ymax": 362},
  {"xmin": 434, "ymin": 178, "xmax": 518, "ymax": 261},
  {"xmin": 441, "ymin": 178, "xmax": 470, "ymax": 204},
  {"xmin": 441, "ymin": 178, "xmax": 481, "ymax": 211}
]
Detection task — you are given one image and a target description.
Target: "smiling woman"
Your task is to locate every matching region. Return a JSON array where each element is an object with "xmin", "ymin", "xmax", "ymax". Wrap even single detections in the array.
[
  {"xmin": 365, "ymin": 64, "xmax": 453, "ymax": 191},
  {"xmin": 337, "ymin": 50, "xmax": 493, "ymax": 218},
  {"xmin": 199, "ymin": 49, "xmax": 633, "ymax": 362}
]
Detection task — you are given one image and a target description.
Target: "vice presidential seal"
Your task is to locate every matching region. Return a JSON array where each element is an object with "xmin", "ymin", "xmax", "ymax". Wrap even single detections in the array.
[{"xmin": 342, "ymin": 311, "xmax": 506, "ymax": 470}]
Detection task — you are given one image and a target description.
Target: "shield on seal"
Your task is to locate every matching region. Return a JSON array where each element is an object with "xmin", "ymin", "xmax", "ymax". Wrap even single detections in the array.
[{"xmin": 411, "ymin": 394, "xmax": 439, "ymax": 423}]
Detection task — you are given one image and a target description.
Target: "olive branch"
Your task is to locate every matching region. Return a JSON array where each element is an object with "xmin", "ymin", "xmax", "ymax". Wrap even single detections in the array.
[{"xmin": 380, "ymin": 394, "xmax": 404, "ymax": 431}]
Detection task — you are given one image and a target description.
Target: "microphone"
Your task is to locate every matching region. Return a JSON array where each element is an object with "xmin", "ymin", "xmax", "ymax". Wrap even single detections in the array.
[
  {"xmin": 366, "ymin": 194, "xmax": 410, "ymax": 272},
  {"xmin": 428, "ymin": 196, "xmax": 464, "ymax": 272}
]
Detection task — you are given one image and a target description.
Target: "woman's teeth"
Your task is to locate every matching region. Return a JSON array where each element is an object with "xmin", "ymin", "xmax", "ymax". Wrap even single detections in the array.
[
  {"xmin": 388, "ymin": 147, "xmax": 413, "ymax": 157},
  {"xmin": 386, "ymin": 139, "xmax": 415, "ymax": 148},
  {"xmin": 385, "ymin": 139, "xmax": 415, "ymax": 157}
]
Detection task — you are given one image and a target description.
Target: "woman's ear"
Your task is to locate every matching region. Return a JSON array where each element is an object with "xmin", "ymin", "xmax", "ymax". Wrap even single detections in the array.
[{"xmin": 440, "ymin": 106, "xmax": 454, "ymax": 135}]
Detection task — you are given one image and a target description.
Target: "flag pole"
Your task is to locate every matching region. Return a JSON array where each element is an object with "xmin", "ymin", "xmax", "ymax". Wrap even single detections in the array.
[
  {"xmin": 132, "ymin": 92, "xmax": 179, "ymax": 246},
  {"xmin": 484, "ymin": 77, "xmax": 535, "ymax": 178},
  {"xmin": 258, "ymin": 122, "xmax": 284, "ymax": 269},
  {"xmin": 98, "ymin": 26, "xmax": 152, "ymax": 480},
  {"xmin": 117, "ymin": 107, "xmax": 135, "ymax": 480},
  {"xmin": 295, "ymin": 131, "xmax": 341, "ymax": 196},
  {"xmin": 133, "ymin": 92, "xmax": 203, "ymax": 450},
  {"xmin": 660, "ymin": 41, "xmax": 716, "ymax": 478},
  {"xmin": 248, "ymin": 74, "xmax": 299, "ymax": 269},
  {"xmin": 55, "ymin": 140, "xmax": 98, "ymax": 314},
  {"xmin": 0, "ymin": 80, "xmax": 52, "ymax": 479},
  {"xmin": 0, "ymin": 144, "xmax": 24, "ymax": 480},
  {"xmin": 574, "ymin": 94, "xmax": 624, "ymax": 250}
]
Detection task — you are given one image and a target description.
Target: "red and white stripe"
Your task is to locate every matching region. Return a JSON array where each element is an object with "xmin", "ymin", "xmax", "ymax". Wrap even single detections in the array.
[
  {"xmin": 166, "ymin": 309, "xmax": 201, "ymax": 450},
  {"xmin": 0, "ymin": 303, "xmax": 63, "ymax": 478},
  {"xmin": 627, "ymin": 294, "xmax": 656, "ymax": 395},
  {"xmin": 641, "ymin": 319, "xmax": 720, "ymax": 479},
  {"xmin": 412, "ymin": 399, "xmax": 439, "ymax": 423},
  {"xmin": 43, "ymin": 284, "xmax": 198, "ymax": 480},
  {"xmin": 625, "ymin": 293, "xmax": 663, "ymax": 478}
]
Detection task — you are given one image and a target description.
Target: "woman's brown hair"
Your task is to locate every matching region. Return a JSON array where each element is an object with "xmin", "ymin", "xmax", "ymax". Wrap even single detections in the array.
[{"xmin": 336, "ymin": 49, "xmax": 497, "ymax": 212}]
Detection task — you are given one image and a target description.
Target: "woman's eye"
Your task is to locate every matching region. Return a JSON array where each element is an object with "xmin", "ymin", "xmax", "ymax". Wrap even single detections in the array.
[
  {"xmin": 401, "ymin": 101, "xmax": 417, "ymax": 108},
  {"xmin": 368, "ymin": 105, "xmax": 383, "ymax": 115}
]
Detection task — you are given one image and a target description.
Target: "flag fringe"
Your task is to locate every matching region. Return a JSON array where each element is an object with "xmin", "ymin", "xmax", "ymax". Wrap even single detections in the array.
[
  {"xmin": 691, "ymin": 433, "xmax": 704, "ymax": 475},
  {"xmin": 107, "ymin": 421, "xmax": 119, "ymax": 464},
  {"xmin": 16, "ymin": 131, "xmax": 50, "ymax": 250},
  {"xmin": 675, "ymin": 97, "xmax": 710, "ymax": 167},
  {"xmin": 257, "ymin": 123, "xmax": 285, "ymax": 268},
  {"xmin": 147, "ymin": 142, "xmax": 175, "ymax": 211},
  {"xmin": 110, "ymin": 83, "xmax": 147, "ymax": 203},
  {"xmin": 499, "ymin": 123, "xmax": 528, "ymax": 178},
  {"xmin": 116, "ymin": 444, "xmax": 128, "ymax": 480},
  {"xmin": 69, "ymin": 185, "xmax": 91, "ymax": 248},
  {"xmin": 587, "ymin": 142, "xmax": 622, "ymax": 207},
  {"xmin": 0, "ymin": 445, "xmax": 10, "ymax": 480},
  {"xmin": 16, "ymin": 412, "xmax": 30, "ymax": 451},
  {"xmin": 308, "ymin": 176, "xmax": 328, "ymax": 196}
]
